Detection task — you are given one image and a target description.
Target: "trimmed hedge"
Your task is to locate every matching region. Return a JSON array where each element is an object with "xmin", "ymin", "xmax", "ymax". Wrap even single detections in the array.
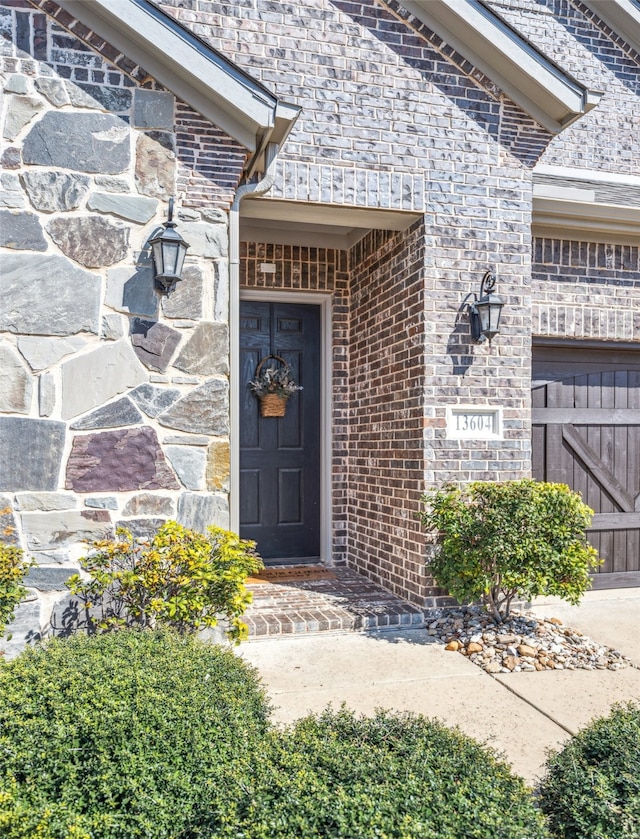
[
  {"xmin": 0, "ymin": 629, "xmax": 270, "ymax": 839},
  {"xmin": 222, "ymin": 707, "xmax": 551, "ymax": 839},
  {"xmin": 539, "ymin": 701, "xmax": 640, "ymax": 839}
]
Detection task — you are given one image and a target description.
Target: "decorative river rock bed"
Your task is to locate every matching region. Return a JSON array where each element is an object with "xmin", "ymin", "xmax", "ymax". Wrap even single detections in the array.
[{"xmin": 427, "ymin": 608, "xmax": 634, "ymax": 674}]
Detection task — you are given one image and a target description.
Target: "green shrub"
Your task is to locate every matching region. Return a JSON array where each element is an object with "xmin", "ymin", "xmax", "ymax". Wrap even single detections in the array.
[
  {"xmin": 539, "ymin": 701, "xmax": 640, "ymax": 839},
  {"xmin": 0, "ymin": 513, "xmax": 32, "ymax": 641},
  {"xmin": 421, "ymin": 479, "xmax": 600, "ymax": 622},
  {"xmin": 221, "ymin": 707, "xmax": 550, "ymax": 839},
  {"xmin": 67, "ymin": 520, "xmax": 262, "ymax": 641},
  {"xmin": 0, "ymin": 629, "xmax": 270, "ymax": 838}
]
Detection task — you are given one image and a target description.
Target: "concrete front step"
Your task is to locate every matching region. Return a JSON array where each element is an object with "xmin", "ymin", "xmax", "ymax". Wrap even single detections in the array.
[{"xmin": 244, "ymin": 566, "xmax": 424, "ymax": 639}]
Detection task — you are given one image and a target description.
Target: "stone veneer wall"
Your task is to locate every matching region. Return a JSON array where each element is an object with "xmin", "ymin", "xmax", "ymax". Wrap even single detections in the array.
[
  {"xmin": 0, "ymin": 0, "xmax": 244, "ymax": 655},
  {"xmin": 532, "ymin": 239, "xmax": 640, "ymax": 340}
]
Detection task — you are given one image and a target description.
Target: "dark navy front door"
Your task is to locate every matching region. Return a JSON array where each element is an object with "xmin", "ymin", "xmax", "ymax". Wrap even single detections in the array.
[{"xmin": 239, "ymin": 301, "xmax": 321, "ymax": 562}]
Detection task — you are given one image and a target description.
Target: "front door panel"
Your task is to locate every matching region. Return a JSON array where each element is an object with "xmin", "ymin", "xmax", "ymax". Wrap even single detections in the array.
[{"xmin": 239, "ymin": 301, "xmax": 321, "ymax": 562}]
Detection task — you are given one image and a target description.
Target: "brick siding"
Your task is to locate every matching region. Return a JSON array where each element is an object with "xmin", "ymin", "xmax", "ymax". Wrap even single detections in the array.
[{"xmin": 533, "ymin": 239, "xmax": 640, "ymax": 340}]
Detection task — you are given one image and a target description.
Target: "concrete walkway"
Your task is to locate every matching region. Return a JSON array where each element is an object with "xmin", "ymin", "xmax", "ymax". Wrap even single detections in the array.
[{"xmin": 239, "ymin": 587, "xmax": 640, "ymax": 785}]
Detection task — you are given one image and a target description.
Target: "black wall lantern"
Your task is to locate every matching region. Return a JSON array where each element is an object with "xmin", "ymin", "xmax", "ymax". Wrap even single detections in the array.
[
  {"xmin": 149, "ymin": 198, "xmax": 190, "ymax": 294},
  {"xmin": 469, "ymin": 270, "xmax": 504, "ymax": 344}
]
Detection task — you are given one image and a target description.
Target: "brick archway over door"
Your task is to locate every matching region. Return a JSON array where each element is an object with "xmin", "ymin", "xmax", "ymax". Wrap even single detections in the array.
[{"xmin": 532, "ymin": 344, "xmax": 640, "ymax": 589}]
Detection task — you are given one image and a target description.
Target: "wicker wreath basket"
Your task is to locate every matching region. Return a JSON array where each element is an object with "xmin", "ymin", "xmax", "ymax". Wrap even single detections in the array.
[
  {"xmin": 259, "ymin": 392, "xmax": 289, "ymax": 417},
  {"xmin": 250, "ymin": 355, "xmax": 300, "ymax": 418}
]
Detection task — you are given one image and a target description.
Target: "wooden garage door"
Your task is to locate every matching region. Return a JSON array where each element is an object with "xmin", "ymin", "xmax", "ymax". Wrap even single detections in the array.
[{"xmin": 532, "ymin": 345, "xmax": 640, "ymax": 589}]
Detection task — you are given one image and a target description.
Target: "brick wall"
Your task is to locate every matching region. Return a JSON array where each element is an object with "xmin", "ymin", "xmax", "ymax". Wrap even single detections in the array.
[
  {"xmin": 532, "ymin": 239, "xmax": 640, "ymax": 340},
  {"xmin": 347, "ymin": 224, "xmax": 429, "ymax": 603},
  {"xmin": 488, "ymin": 0, "xmax": 640, "ymax": 175},
  {"xmin": 159, "ymin": 0, "xmax": 552, "ymax": 209}
]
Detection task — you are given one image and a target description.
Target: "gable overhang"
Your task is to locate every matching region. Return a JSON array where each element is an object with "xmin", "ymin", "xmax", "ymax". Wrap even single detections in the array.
[
  {"xmin": 54, "ymin": 0, "xmax": 300, "ymax": 177},
  {"xmin": 582, "ymin": 0, "xmax": 640, "ymax": 56},
  {"xmin": 532, "ymin": 166, "xmax": 640, "ymax": 245},
  {"xmin": 396, "ymin": 0, "xmax": 603, "ymax": 134}
]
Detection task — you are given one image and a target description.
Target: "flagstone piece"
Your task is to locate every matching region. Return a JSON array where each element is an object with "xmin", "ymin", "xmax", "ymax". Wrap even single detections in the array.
[{"xmin": 65, "ymin": 427, "xmax": 180, "ymax": 492}]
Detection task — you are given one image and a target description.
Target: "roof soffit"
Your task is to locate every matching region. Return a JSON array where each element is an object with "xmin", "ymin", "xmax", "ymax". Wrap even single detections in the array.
[
  {"xmin": 53, "ymin": 0, "xmax": 300, "ymax": 172},
  {"xmin": 393, "ymin": 0, "xmax": 603, "ymax": 133}
]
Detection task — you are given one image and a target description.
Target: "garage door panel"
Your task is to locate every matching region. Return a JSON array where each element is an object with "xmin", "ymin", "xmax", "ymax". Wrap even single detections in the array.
[{"xmin": 532, "ymin": 350, "xmax": 640, "ymax": 587}]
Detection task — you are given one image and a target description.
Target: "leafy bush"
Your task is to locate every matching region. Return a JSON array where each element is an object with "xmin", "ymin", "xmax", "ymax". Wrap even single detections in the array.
[
  {"xmin": 0, "ymin": 510, "xmax": 32, "ymax": 641},
  {"xmin": 67, "ymin": 520, "xmax": 262, "ymax": 641},
  {"xmin": 421, "ymin": 480, "xmax": 600, "ymax": 622},
  {"xmin": 221, "ymin": 707, "xmax": 551, "ymax": 839},
  {"xmin": 0, "ymin": 629, "xmax": 270, "ymax": 838},
  {"xmin": 539, "ymin": 701, "xmax": 640, "ymax": 839}
]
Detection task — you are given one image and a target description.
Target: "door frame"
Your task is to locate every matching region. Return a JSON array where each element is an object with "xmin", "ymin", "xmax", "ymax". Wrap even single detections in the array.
[{"xmin": 231, "ymin": 289, "xmax": 333, "ymax": 564}]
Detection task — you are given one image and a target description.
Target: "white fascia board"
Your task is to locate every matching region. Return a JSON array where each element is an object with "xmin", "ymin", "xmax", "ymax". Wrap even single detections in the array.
[
  {"xmin": 55, "ymin": 0, "xmax": 299, "ymax": 154},
  {"xmin": 534, "ymin": 165, "xmax": 640, "ymax": 187},
  {"xmin": 533, "ymin": 195, "xmax": 640, "ymax": 242},
  {"xmin": 582, "ymin": 0, "xmax": 640, "ymax": 56},
  {"xmin": 399, "ymin": 0, "xmax": 602, "ymax": 133}
]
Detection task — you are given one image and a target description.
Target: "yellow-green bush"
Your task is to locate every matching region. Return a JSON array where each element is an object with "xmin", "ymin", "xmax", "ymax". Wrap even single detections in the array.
[{"xmin": 67, "ymin": 520, "xmax": 262, "ymax": 641}]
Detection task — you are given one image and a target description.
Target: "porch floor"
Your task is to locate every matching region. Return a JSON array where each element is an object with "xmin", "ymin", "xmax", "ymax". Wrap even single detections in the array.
[{"xmin": 244, "ymin": 566, "xmax": 424, "ymax": 639}]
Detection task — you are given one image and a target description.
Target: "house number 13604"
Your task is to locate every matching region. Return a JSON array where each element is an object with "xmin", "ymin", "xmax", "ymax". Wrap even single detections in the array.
[{"xmin": 446, "ymin": 407, "xmax": 502, "ymax": 440}]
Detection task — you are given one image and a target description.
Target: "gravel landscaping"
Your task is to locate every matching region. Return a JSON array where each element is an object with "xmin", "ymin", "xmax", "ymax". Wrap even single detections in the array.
[{"xmin": 428, "ymin": 608, "xmax": 635, "ymax": 674}]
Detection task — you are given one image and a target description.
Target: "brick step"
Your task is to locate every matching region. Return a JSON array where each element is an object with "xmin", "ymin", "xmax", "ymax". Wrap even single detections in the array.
[{"xmin": 244, "ymin": 567, "xmax": 424, "ymax": 639}]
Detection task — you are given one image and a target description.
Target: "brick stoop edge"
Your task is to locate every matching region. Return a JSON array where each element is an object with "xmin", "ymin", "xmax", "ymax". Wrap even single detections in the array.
[{"xmin": 244, "ymin": 567, "xmax": 424, "ymax": 639}]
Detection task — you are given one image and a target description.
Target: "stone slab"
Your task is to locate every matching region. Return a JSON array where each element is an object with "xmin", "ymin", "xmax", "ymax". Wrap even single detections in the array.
[
  {"xmin": 17, "ymin": 336, "xmax": 87, "ymax": 372},
  {"xmin": 15, "ymin": 492, "xmax": 76, "ymax": 512},
  {"xmin": 65, "ymin": 426, "xmax": 180, "ymax": 492},
  {"xmin": 23, "ymin": 111, "xmax": 130, "ymax": 174},
  {"xmin": 69, "ymin": 397, "xmax": 143, "ymax": 430},
  {"xmin": 0, "ymin": 210, "xmax": 46, "ymax": 251},
  {"xmin": 3, "ymin": 94, "xmax": 45, "ymax": 141},
  {"xmin": 173, "ymin": 322, "xmax": 229, "ymax": 376},
  {"xmin": 1, "ymin": 598, "xmax": 41, "ymax": 659},
  {"xmin": 0, "ymin": 172, "xmax": 25, "ymax": 208},
  {"xmin": 66, "ymin": 82, "xmax": 132, "ymax": 112},
  {"xmin": 21, "ymin": 171, "xmax": 89, "ymax": 213},
  {"xmin": 88, "ymin": 192, "xmax": 158, "ymax": 224},
  {"xmin": 130, "ymin": 319, "xmax": 181, "ymax": 372},
  {"xmin": 161, "ymin": 264, "xmax": 204, "ymax": 320},
  {"xmin": 0, "ymin": 419, "xmax": 65, "ymax": 491},
  {"xmin": 0, "ymin": 497, "xmax": 19, "ymax": 545},
  {"xmin": 38, "ymin": 372, "xmax": 55, "ymax": 417},
  {"xmin": 0, "ymin": 342, "xmax": 33, "ymax": 413},
  {"xmin": 106, "ymin": 264, "xmax": 158, "ymax": 318},
  {"xmin": 207, "ymin": 439, "xmax": 230, "ymax": 491},
  {"xmin": 135, "ymin": 131, "xmax": 175, "ymax": 198},
  {"xmin": 122, "ymin": 493, "xmax": 175, "ymax": 517},
  {"xmin": 130, "ymin": 383, "xmax": 181, "ymax": 418},
  {"xmin": 20, "ymin": 509, "xmax": 112, "ymax": 550},
  {"xmin": 34, "ymin": 76, "xmax": 70, "ymax": 107},
  {"xmin": 176, "ymin": 492, "xmax": 229, "ymax": 533},
  {"xmin": 165, "ymin": 446, "xmax": 207, "ymax": 490},
  {"xmin": 47, "ymin": 216, "xmax": 129, "ymax": 268},
  {"xmin": 1, "ymin": 254, "xmax": 101, "ymax": 336},
  {"xmin": 25, "ymin": 566, "xmax": 75, "ymax": 591},
  {"xmin": 116, "ymin": 518, "xmax": 166, "ymax": 540},
  {"xmin": 157, "ymin": 378, "xmax": 229, "ymax": 435},
  {"xmin": 133, "ymin": 89, "xmax": 175, "ymax": 130},
  {"xmin": 84, "ymin": 497, "xmax": 118, "ymax": 510},
  {"xmin": 60, "ymin": 341, "xmax": 146, "ymax": 419},
  {"xmin": 178, "ymin": 219, "xmax": 228, "ymax": 259}
]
